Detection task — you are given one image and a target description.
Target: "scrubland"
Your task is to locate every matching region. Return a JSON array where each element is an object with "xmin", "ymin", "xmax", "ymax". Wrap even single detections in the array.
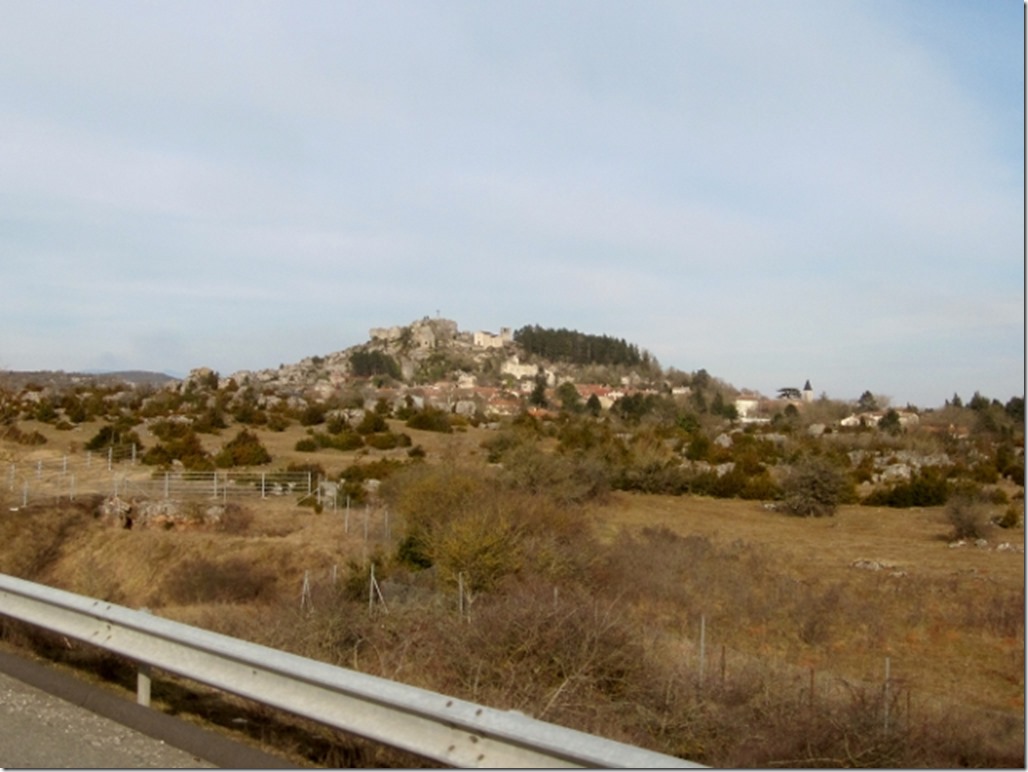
[{"xmin": 0, "ymin": 418, "xmax": 1023, "ymax": 767}]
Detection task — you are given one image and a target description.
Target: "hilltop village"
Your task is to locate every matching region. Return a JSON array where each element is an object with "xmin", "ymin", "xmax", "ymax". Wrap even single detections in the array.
[{"xmin": 212, "ymin": 316, "xmax": 906, "ymax": 429}]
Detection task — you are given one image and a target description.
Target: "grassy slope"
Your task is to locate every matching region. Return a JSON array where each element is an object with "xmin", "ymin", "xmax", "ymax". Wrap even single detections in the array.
[{"xmin": 1, "ymin": 416, "xmax": 1023, "ymax": 763}]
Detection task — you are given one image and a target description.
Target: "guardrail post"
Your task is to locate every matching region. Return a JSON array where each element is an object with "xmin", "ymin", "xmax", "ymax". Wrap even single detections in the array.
[
  {"xmin": 137, "ymin": 608, "xmax": 152, "ymax": 706},
  {"xmin": 137, "ymin": 663, "xmax": 152, "ymax": 707}
]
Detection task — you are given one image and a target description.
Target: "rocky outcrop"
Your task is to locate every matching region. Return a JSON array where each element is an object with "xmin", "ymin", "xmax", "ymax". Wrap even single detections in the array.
[{"xmin": 98, "ymin": 496, "xmax": 226, "ymax": 530}]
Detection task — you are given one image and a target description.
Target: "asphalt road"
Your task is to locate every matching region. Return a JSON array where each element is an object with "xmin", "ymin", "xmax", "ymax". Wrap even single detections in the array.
[
  {"xmin": 0, "ymin": 670, "xmax": 212, "ymax": 768},
  {"xmin": 0, "ymin": 650, "xmax": 297, "ymax": 769}
]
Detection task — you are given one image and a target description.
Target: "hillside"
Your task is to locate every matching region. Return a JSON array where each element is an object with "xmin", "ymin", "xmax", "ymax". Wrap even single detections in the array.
[
  {"xmin": 0, "ymin": 370, "xmax": 178, "ymax": 391},
  {"xmin": 223, "ymin": 316, "xmax": 667, "ymax": 394}
]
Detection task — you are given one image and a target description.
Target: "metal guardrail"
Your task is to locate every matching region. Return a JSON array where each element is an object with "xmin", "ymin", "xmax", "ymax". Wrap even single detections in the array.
[{"xmin": 0, "ymin": 574, "xmax": 701, "ymax": 768}]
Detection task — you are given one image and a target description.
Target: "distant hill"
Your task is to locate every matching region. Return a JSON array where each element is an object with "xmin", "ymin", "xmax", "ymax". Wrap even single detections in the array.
[{"xmin": 0, "ymin": 370, "xmax": 179, "ymax": 390}]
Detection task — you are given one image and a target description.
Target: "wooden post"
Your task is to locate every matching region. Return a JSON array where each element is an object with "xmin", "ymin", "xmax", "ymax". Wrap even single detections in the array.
[
  {"xmin": 301, "ymin": 571, "xmax": 313, "ymax": 613},
  {"xmin": 369, "ymin": 563, "xmax": 375, "ymax": 613},
  {"xmin": 698, "ymin": 615, "xmax": 706, "ymax": 689},
  {"xmin": 883, "ymin": 656, "xmax": 891, "ymax": 732},
  {"xmin": 720, "ymin": 643, "xmax": 726, "ymax": 690}
]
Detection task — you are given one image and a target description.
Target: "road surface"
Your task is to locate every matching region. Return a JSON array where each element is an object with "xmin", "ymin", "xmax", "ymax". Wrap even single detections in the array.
[{"xmin": 0, "ymin": 650, "xmax": 297, "ymax": 768}]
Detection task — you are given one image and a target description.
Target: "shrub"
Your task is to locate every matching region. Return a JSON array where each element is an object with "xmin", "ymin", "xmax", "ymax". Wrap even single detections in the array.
[
  {"xmin": 142, "ymin": 428, "xmax": 212, "ymax": 470},
  {"xmin": 310, "ymin": 430, "xmax": 364, "ymax": 452},
  {"xmin": 780, "ymin": 455, "xmax": 847, "ymax": 517},
  {"xmin": 163, "ymin": 556, "xmax": 276, "ymax": 604},
  {"xmin": 356, "ymin": 411, "xmax": 389, "ymax": 435},
  {"xmin": 2, "ymin": 424, "xmax": 47, "ymax": 446},
  {"xmin": 215, "ymin": 429, "xmax": 272, "ymax": 467},
  {"xmin": 299, "ymin": 403, "xmax": 326, "ymax": 426},
  {"xmin": 500, "ymin": 442, "xmax": 609, "ymax": 505},
  {"xmin": 266, "ymin": 413, "xmax": 291, "ymax": 432},
  {"xmin": 863, "ymin": 467, "xmax": 949, "ymax": 508},
  {"xmin": 350, "ymin": 350, "xmax": 401, "ymax": 379},
  {"xmin": 996, "ymin": 503, "xmax": 1022, "ymax": 529},
  {"xmin": 405, "ymin": 407, "xmax": 453, "ymax": 433},
  {"xmin": 364, "ymin": 432, "xmax": 400, "ymax": 450},
  {"xmin": 216, "ymin": 503, "xmax": 255, "ymax": 534},
  {"xmin": 946, "ymin": 493, "xmax": 993, "ymax": 540},
  {"xmin": 84, "ymin": 424, "xmax": 142, "ymax": 455}
]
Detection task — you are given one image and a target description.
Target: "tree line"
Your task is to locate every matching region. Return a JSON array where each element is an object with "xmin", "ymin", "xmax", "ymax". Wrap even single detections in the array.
[{"xmin": 513, "ymin": 325, "xmax": 651, "ymax": 368}]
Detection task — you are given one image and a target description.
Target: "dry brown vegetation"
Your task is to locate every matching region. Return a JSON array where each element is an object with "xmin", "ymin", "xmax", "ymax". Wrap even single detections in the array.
[{"xmin": 0, "ymin": 418, "xmax": 1024, "ymax": 767}]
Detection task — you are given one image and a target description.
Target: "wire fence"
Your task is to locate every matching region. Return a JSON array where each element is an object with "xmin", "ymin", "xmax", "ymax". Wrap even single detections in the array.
[{"xmin": 4, "ymin": 448, "xmax": 312, "ymax": 508}]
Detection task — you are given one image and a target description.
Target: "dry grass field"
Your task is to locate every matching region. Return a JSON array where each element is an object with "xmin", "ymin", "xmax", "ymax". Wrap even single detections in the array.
[{"xmin": 0, "ymin": 417, "xmax": 1023, "ymax": 766}]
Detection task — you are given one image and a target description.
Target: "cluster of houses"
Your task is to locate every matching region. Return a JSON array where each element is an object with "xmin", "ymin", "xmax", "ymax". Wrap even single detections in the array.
[{"xmin": 734, "ymin": 381, "xmax": 920, "ymax": 430}]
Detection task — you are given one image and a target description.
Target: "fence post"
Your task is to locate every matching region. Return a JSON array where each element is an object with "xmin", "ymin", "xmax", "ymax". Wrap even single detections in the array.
[
  {"xmin": 261, "ymin": 472, "xmax": 266, "ymax": 499},
  {"xmin": 883, "ymin": 656, "xmax": 891, "ymax": 732},
  {"xmin": 697, "ymin": 615, "xmax": 706, "ymax": 689},
  {"xmin": 369, "ymin": 563, "xmax": 375, "ymax": 613}
]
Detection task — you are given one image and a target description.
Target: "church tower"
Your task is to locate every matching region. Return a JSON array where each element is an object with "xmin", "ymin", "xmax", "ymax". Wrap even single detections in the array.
[{"xmin": 802, "ymin": 379, "xmax": 814, "ymax": 403}]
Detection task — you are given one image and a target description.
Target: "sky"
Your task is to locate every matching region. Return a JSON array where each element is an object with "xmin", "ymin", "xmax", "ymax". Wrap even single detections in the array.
[{"xmin": 1, "ymin": 0, "xmax": 1023, "ymax": 409}]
